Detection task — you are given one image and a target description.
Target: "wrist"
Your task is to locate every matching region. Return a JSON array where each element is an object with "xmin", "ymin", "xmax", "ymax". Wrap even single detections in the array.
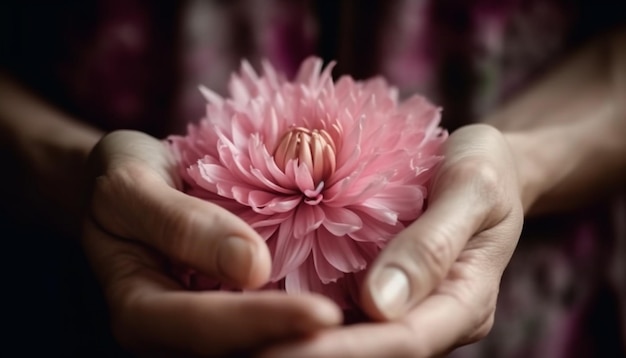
[
  {"xmin": 1, "ymin": 75, "xmax": 104, "ymax": 235},
  {"xmin": 34, "ymin": 121, "xmax": 103, "ymax": 230},
  {"xmin": 501, "ymin": 131, "xmax": 553, "ymax": 215}
]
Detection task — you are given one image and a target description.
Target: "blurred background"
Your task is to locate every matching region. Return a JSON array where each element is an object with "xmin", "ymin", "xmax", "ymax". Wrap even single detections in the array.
[{"xmin": 1, "ymin": 1, "xmax": 624, "ymax": 357}]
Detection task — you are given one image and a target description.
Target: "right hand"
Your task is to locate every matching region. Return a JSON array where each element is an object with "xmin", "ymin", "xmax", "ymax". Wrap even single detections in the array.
[
  {"xmin": 260, "ymin": 124, "xmax": 525, "ymax": 358},
  {"xmin": 81, "ymin": 130, "xmax": 342, "ymax": 356}
]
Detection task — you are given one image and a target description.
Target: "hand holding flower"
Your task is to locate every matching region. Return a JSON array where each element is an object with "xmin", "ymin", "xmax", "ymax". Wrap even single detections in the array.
[
  {"xmin": 162, "ymin": 58, "xmax": 524, "ymax": 357},
  {"xmin": 169, "ymin": 58, "xmax": 446, "ymax": 308},
  {"xmin": 262, "ymin": 124, "xmax": 525, "ymax": 357},
  {"xmin": 81, "ymin": 130, "xmax": 342, "ymax": 356}
]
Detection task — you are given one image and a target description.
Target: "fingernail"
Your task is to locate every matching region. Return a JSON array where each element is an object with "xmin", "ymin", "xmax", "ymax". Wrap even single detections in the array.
[
  {"xmin": 371, "ymin": 266, "xmax": 410, "ymax": 317},
  {"xmin": 217, "ymin": 236, "xmax": 254, "ymax": 283}
]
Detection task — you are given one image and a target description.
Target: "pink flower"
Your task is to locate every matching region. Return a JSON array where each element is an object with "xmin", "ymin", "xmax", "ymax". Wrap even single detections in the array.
[{"xmin": 168, "ymin": 57, "xmax": 447, "ymax": 309}]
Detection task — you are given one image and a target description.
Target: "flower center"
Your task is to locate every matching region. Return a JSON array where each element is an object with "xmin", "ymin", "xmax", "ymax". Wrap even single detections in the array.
[{"xmin": 274, "ymin": 127, "xmax": 337, "ymax": 185}]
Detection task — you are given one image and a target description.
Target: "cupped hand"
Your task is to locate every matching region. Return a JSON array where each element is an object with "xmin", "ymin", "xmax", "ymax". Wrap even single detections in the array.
[
  {"xmin": 262, "ymin": 124, "xmax": 525, "ymax": 357},
  {"xmin": 81, "ymin": 130, "xmax": 342, "ymax": 357}
]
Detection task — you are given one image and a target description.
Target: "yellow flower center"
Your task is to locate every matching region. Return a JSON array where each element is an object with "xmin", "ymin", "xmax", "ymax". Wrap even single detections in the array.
[{"xmin": 274, "ymin": 127, "xmax": 337, "ymax": 185}]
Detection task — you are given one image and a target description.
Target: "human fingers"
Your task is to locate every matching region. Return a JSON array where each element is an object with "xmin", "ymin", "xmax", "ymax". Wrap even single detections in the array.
[
  {"xmin": 83, "ymin": 216, "xmax": 343, "ymax": 357},
  {"xmin": 262, "ymin": 124, "xmax": 524, "ymax": 357},
  {"xmin": 260, "ymin": 254, "xmax": 499, "ymax": 358},
  {"xmin": 86, "ymin": 130, "xmax": 271, "ymax": 288},
  {"xmin": 361, "ymin": 124, "xmax": 522, "ymax": 320}
]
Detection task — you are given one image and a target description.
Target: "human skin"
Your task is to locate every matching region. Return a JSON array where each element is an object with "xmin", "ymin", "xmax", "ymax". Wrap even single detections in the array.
[
  {"xmin": 260, "ymin": 27, "xmax": 626, "ymax": 358},
  {"xmin": 1, "ymin": 27, "xmax": 624, "ymax": 357},
  {"xmin": 0, "ymin": 78, "xmax": 343, "ymax": 356}
]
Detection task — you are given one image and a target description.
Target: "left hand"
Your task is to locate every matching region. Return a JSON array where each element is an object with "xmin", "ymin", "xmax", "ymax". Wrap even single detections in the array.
[
  {"xmin": 81, "ymin": 130, "xmax": 343, "ymax": 357},
  {"xmin": 261, "ymin": 124, "xmax": 525, "ymax": 357}
]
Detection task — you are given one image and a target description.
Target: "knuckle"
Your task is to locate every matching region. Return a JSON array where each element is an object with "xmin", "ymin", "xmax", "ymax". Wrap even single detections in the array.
[
  {"xmin": 89, "ymin": 166, "xmax": 147, "ymax": 236},
  {"xmin": 413, "ymin": 228, "xmax": 456, "ymax": 282},
  {"xmin": 423, "ymin": 228, "xmax": 455, "ymax": 266},
  {"xmin": 157, "ymin": 206, "xmax": 201, "ymax": 261},
  {"xmin": 89, "ymin": 171, "xmax": 123, "ymax": 226},
  {"xmin": 90, "ymin": 166, "xmax": 129, "ymax": 207},
  {"xmin": 439, "ymin": 158, "xmax": 500, "ymax": 196},
  {"xmin": 460, "ymin": 159, "xmax": 501, "ymax": 201},
  {"xmin": 90, "ymin": 173, "xmax": 115, "ymax": 210},
  {"xmin": 454, "ymin": 158, "xmax": 510, "ymax": 220},
  {"xmin": 156, "ymin": 202, "xmax": 223, "ymax": 267},
  {"xmin": 470, "ymin": 160, "xmax": 501, "ymax": 194}
]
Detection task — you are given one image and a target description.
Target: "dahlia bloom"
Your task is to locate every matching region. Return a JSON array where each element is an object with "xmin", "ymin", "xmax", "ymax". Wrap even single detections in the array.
[{"xmin": 168, "ymin": 57, "xmax": 446, "ymax": 309}]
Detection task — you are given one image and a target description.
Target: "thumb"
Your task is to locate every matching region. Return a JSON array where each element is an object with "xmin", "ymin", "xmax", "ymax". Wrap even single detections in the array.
[
  {"xmin": 87, "ymin": 130, "xmax": 271, "ymax": 289},
  {"xmin": 361, "ymin": 159, "xmax": 503, "ymax": 320}
]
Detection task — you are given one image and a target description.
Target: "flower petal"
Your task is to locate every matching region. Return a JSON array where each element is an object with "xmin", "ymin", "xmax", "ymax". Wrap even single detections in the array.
[
  {"xmin": 351, "ymin": 202, "xmax": 398, "ymax": 226},
  {"xmin": 231, "ymin": 186, "xmax": 301, "ymax": 214},
  {"xmin": 285, "ymin": 256, "xmax": 319, "ymax": 293},
  {"xmin": 168, "ymin": 56, "xmax": 448, "ymax": 311},
  {"xmin": 363, "ymin": 185, "xmax": 426, "ymax": 221},
  {"xmin": 292, "ymin": 161, "xmax": 315, "ymax": 193},
  {"xmin": 348, "ymin": 213, "xmax": 404, "ymax": 243},
  {"xmin": 295, "ymin": 57, "xmax": 323, "ymax": 87},
  {"xmin": 270, "ymin": 215, "xmax": 314, "ymax": 280},
  {"xmin": 198, "ymin": 85, "xmax": 224, "ymax": 106},
  {"xmin": 238, "ymin": 210, "xmax": 291, "ymax": 228},
  {"xmin": 312, "ymin": 235, "xmax": 345, "ymax": 283},
  {"xmin": 322, "ymin": 207, "xmax": 363, "ymax": 236},
  {"xmin": 318, "ymin": 228, "xmax": 367, "ymax": 273},
  {"xmin": 255, "ymin": 226, "xmax": 278, "ymax": 241},
  {"xmin": 293, "ymin": 204, "xmax": 325, "ymax": 239}
]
